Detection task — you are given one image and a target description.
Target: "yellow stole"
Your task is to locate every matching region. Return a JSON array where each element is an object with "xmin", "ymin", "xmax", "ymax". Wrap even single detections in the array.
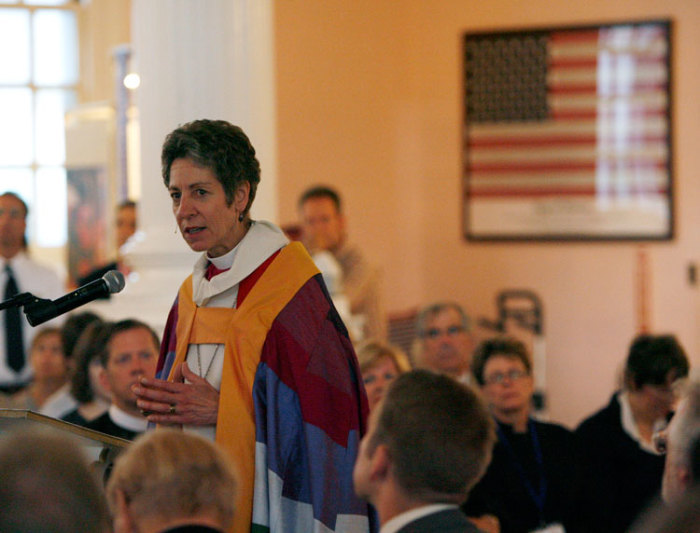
[{"xmin": 167, "ymin": 242, "xmax": 319, "ymax": 533}]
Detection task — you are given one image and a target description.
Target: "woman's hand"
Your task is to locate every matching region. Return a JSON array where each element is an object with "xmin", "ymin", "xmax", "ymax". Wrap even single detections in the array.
[{"xmin": 132, "ymin": 362, "xmax": 219, "ymax": 426}]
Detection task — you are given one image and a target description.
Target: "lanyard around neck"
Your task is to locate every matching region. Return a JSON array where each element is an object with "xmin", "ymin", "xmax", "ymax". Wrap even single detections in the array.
[{"xmin": 496, "ymin": 418, "xmax": 547, "ymax": 521}]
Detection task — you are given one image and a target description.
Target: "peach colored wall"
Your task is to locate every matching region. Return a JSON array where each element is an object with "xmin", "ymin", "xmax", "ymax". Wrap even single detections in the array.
[{"xmin": 276, "ymin": 0, "xmax": 700, "ymax": 428}]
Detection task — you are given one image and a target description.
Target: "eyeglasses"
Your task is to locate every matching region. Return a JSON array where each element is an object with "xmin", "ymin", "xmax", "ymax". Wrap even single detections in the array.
[
  {"xmin": 484, "ymin": 369, "xmax": 528, "ymax": 385},
  {"xmin": 421, "ymin": 325, "xmax": 465, "ymax": 339}
]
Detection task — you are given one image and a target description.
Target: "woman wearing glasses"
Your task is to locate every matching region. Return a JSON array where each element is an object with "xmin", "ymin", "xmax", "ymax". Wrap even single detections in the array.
[{"xmin": 461, "ymin": 336, "xmax": 576, "ymax": 533}]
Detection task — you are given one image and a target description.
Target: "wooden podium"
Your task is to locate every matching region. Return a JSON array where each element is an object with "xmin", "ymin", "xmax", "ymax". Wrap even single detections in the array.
[{"xmin": 0, "ymin": 409, "xmax": 130, "ymax": 482}]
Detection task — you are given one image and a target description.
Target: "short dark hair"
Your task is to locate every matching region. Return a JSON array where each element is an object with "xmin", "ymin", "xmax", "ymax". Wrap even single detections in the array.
[
  {"xmin": 0, "ymin": 427, "xmax": 110, "ymax": 533},
  {"xmin": 298, "ymin": 185, "xmax": 342, "ymax": 212},
  {"xmin": 624, "ymin": 334, "xmax": 689, "ymax": 390},
  {"xmin": 69, "ymin": 321, "xmax": 111, "ymax": 403},
  {"xmin": 369, "ymin": 370, "xmax": 495, "ymax": 501},
  {"xmin": 161, "ymin": 119, "xmax": 260, "ymax": 214},
  {"xmin": 61, "ymin": 311, "xmax": 102, "ymax": 360},
  {"xmin": 117, "ymin": 199, "xmax": 137, "ymax": 212},
  {"xmin": 0, "ymin": 191, "xmax": 28, "ymax": 248},
  {"xmin": 97, "ymin": 319, "xmax": 160, "ymax": 368},
  {"xmin": 471, "ymin": 336, "xmax": 532, "ymax": 386}
]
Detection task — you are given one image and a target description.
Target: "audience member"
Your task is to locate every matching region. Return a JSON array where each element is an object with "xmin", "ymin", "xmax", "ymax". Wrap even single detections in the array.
[
  {"xmin": 661, "ymin": 379, "xmax": 700, "ymax": 504},
  {"xmin": 78, "ymin": 199, "xmax": 138, "ymax": 293},
  {"xmin": 412, "ymin": 301, "xmax": 474, "ymax": 383},
  {"xmin": 61, "ymin": 320, "xmax": 111, "ymax": 426},
  {"xmin": 86, "ymin": 319, "xmax": 159, "ymax": 440},
  {"xmin": 629, "ymin": 485, "xmax": 700, "ymax": 533},
  {"xmin": 132, "ymin": 120, "xmax": 373, "ymax": 533},
  {"xmin": 0, "ymin": 426, "xmax": 110, "ymax": 533},
  {"xmin": 39, "ymin": 311, "xmax": 103, "ymax": 418},
  {"xmin": 462, "ymin": 337, "xmax": 576, "ymax": 533},
  {"xmin": 353, "ymin": 369, "xmax": 495, "ymax": 532},
  {"xmin": 1, "ymin": 327, "xmax": 67, "ymax": 412},
  {"xmin": 298, "ymin": 185, "xmax": 385, "ymax": 341},
  {"xmin": 573, "ymin": 334, "xmax": 690, "ymax": 532},
  {"xmin": 356, "ymin": 339, "xmax": 411, "ymax": 411},
  {"xmin": 0, "ymin": 191, "xmax": 64, "ymax": 393},
  {"xmin": 106, "ymin": 429, "xmax": 238, "ymax": 533}
]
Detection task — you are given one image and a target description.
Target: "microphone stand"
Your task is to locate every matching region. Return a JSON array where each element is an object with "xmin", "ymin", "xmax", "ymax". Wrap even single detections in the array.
[{"xmin": 0, "ymin": 292, "xmax": 52, "ymax": 327}]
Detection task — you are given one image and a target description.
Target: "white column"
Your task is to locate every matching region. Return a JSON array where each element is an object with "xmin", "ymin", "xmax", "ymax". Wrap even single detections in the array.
[{"xmin": 88, "ymin": 0, "xmax": 276, "ymax": 333}]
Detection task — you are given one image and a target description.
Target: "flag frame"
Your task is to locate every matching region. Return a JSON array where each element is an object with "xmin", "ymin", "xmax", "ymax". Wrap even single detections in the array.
[{"xmin": 462, "ymin": 19, "xmax": 673, "ymax": 242}]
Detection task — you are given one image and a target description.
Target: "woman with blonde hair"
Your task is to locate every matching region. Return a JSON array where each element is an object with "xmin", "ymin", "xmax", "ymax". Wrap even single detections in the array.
[{"xmin": 356, "ymin": 339, "xmax": 411, "ymax": 411}]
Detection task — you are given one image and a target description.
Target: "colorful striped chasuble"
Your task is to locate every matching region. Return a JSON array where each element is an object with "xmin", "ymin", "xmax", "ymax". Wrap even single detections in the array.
[{"xmin": 159, "ymin": 242, "xmax": 374, "ymax": 533}]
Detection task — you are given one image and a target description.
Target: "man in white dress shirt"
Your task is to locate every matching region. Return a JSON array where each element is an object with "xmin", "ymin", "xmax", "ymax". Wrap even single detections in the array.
[
  {"xmin": 353, "ymin": 370, "xmax": 495, "ymax": 533},
  {"xmin": 0, "ymin": 192, "xmax": 63, "ymax": 393}
]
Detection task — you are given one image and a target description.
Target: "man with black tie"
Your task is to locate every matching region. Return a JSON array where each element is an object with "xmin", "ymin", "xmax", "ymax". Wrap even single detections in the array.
[
  {"xmin": 0, "ymin": 192, "xmax": 63, "ymax": 394},
  {"xmin": 353, "ymin": 370, "xmax": 495, "ymax": 533}
]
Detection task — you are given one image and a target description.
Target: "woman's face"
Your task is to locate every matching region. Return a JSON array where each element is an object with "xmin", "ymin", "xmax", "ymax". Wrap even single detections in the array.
[
  {"xmin": 638, "ymin": 377, "xmax": 678, "ymax": 421},
  {"xmin": 362, "ymin": 356, "xmax": 400, "ymax": 411},
  {"xmin": 30, "ymin": 332, "xmax": 67, "ymax": 382},
  {"xmin": 168, "ymin": 158, "xmax": 249, "ymax": 258},
  {"xmin": 88, "ymin": 359, "xmax": 111, "ymax": 403},
  {"xmin": 481, "ymin": 354, "xmax": 534, "ymax": 419}
]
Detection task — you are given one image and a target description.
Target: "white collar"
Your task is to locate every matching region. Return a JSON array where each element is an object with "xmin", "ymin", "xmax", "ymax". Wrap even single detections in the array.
[
  {"xmin": 191, "ymin": 220, "xmax": 288, "ymax": 306},
  {"xmin": 380, "ymin": 504, "xmax": 458, "ymax": 533},
  {"xmin": 618, "ymin": 391, "xmax": 663, "ymax": 455},
  {"xmin": 109, "ymin": 404, "xmax": 148, "ymax": 432}
]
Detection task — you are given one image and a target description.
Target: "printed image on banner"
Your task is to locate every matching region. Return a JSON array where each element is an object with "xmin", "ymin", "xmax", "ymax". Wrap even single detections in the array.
[{"xmin": 463, "ymin": 21, "xmax": 671, "ymax": 240}]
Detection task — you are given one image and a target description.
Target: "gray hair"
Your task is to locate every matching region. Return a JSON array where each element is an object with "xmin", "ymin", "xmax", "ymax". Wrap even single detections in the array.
[{"xmin": 414, "ymin": 301, "xmax": 472, "ymax": 338}]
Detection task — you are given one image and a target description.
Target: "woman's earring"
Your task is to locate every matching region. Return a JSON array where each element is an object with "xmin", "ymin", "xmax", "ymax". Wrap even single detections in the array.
[{"xmin": 238, "ymin": 213, "xmax": 244, "ymax": 222}]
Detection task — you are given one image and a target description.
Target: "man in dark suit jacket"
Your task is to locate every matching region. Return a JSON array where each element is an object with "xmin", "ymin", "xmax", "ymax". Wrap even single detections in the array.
[
  {"xmin": 353, "ymin": 370, "xmax": 496, "ymax": 533},
  {"xmin": 86, "ymin": 319, "xmax": 159, "ymax": 440}
]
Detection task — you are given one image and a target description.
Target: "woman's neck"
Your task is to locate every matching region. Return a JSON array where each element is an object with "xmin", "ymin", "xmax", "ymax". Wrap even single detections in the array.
[{"xmin": 627, "ymin": 390, "xmax": 657, "ymax": 443}]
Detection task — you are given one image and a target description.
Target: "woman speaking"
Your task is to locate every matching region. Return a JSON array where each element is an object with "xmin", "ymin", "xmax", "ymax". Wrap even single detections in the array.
[{"xmin": 133, "ymin": 120, "xmax": 373, "ymax": 533}]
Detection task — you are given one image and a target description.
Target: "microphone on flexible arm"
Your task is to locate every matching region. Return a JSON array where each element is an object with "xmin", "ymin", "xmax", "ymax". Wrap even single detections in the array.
[{"xmin": 24, "ymin": 270, "xmax": 126, "ymax": 327}]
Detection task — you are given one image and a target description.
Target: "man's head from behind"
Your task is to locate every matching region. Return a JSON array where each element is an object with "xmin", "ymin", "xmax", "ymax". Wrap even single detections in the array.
[
  {"xmin": 97, "ymin": 319, "xmax": 160, "ymax": 415},
  {"xmin": 107, "ymin": 429, "xmax": 238, "ymax": 533},
  {"xmin": 298, "ymin": 185, "xmax": 345, "ymax": 252},
  {"xmin": 663, "ymin": 379, "xmax": 700, "ymax": 504},
  {"xmin": 413, "ymin": 302, "xmax": 474, "ymax": 379},
  {"xmin": 0, "ymin": 191, "xmax": 28, "ymax": 259},
  {"xmin": 353, "ymin": 370, "xmax": 495, "ymax": 514},
  {"xmin": 0, "ymin": 427, "xmax": 109, "ymax": 533}
]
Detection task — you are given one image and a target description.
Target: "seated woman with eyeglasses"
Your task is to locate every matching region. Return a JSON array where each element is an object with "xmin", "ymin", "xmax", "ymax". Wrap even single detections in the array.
[
  {"xmin": 461, "ymin": 336, "xmax": 576, "ymax": 533},
  {"xmin": 572, "ymin": 334, "xmax": 689, "ymax": 533}
]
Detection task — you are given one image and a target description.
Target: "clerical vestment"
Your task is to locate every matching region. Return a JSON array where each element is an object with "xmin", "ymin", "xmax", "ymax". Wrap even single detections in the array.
[{"xmin": 157, "ymin": 242, "xmax": 375, "ymax": 533}]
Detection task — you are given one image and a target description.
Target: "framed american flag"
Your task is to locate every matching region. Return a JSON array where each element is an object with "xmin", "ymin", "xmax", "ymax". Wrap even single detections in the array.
[{"xmin": 462, "ymin": 20, "xmax": 672, "ymax": 241}]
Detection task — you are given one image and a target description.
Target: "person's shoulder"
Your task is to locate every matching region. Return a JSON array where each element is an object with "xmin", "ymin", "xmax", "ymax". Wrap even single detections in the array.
[
  {"xmin": 533, "ymin": 418, "xmax": 574, "ymax": 439},
  {"xmin": 15, "ymin": 253, "xmax": 60, "ymax": 277},
  {"xmin": 575, "ymin": 393, "xmax": 620, "ymax": 436},
  {"xmin": 398, "ymin": 508, "xmax": 477, "ymax": 533},
  {"xmin": 334, "ymin": 241, "xmax": 367, "ymax": 263}
]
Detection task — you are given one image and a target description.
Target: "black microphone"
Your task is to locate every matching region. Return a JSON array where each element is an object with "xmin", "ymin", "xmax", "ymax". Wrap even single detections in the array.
[{"xmin": 24, "ymin": 270, "xmax": 126, "ymax": 327}]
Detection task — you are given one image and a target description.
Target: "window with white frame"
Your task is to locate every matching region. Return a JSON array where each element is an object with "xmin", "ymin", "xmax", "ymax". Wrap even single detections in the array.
[{"xmin": 0, "ymin": 0, "xmax": 78, "ymax": 247}]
